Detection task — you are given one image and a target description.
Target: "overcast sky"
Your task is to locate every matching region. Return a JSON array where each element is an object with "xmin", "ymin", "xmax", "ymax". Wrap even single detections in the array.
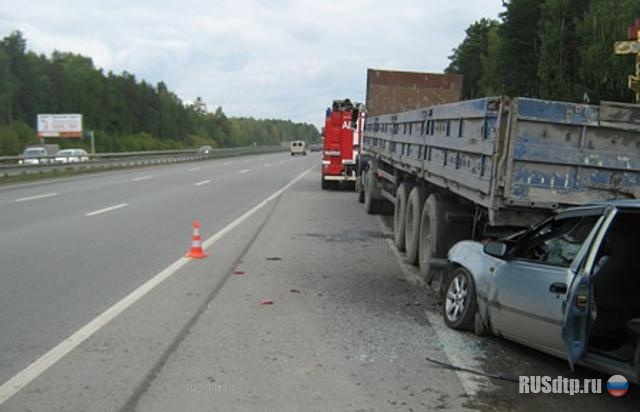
[{"xmin": 0, "ymin": 1, "xmax": 504, "ymax": 129}]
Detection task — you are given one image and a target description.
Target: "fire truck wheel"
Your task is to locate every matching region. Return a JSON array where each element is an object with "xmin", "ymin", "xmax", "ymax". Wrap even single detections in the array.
[
  {"xmin": 404, "ymin": 186, "xmax": 429, "ymax": 265},
  {"xmin": 321, "ymin": 176, "xmax": 329, "ymax": 190},
  {"xmin": 393, "ymin": 183, "xmax": 413, "ymax": 251}
]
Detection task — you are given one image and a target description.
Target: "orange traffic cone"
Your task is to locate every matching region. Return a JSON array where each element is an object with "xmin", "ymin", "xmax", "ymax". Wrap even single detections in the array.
[{"xmin": 186, "ymin": 220, "xmax": 208, "ymax": 259}]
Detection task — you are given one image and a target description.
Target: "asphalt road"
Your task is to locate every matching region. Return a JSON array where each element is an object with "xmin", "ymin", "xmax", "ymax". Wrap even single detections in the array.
[
  {"xmin": 0, "ymin": 152, "xmax": 315, "ymax": 387},
  {"xmin": 0, "ymin": 155, "xmax": 638, "ymax": 411}
]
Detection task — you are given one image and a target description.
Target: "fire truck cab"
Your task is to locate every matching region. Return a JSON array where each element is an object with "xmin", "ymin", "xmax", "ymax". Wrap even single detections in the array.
[{"xmin": 321, "ymin": 99, "xmax": 365, "ymax": 190}]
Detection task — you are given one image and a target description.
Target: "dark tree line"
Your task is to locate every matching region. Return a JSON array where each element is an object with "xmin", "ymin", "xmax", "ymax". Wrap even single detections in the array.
[
  {"xmin": 445, "ymin": 0, "xmax": 640, "ymax": 103},
  {"xmin": 0, "ymin": 31, "xmax": 320, "ymax": 155}
]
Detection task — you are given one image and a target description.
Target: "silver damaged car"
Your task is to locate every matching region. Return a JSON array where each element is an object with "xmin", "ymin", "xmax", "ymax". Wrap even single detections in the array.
[{"xmin": 442, "ymin": 200, "xmax": 640, "ymax": 384}]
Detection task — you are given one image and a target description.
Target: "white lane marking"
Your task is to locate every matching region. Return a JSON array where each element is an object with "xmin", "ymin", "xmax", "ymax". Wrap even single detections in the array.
[
  {"xmin": 15, "ymin": 192, "xmax": 58, "ymax": 203},
  {"xmin": 424, "ymin": 311, "xmax": 490, "ymax": 396},
  {"xmin": 239, "ymin": 169, "xmax": 250, "ymax": 174},
  {"xmin": 85, "ymin": 203, "xmax": 128, "ymax": 217},
  {"xmin": 375, "ymin": 216, "xmax": 491, "ymax": 397},
  {"xmin": 188, "ymin": 167, "xmax": 201, "ymax": 172},
  {"xmin": 222, "ymin": 162, "xmax": 231, "ymax": 166},
  {"xmin": 0, "ymin": 164, "xmax": 316, "ymax": 405},
  {"xmin": 264, "ymin": 163, "xmax": 272, "ymax": 167},
  {"xmin": 195, "ymin": 180, "xmax": 211, "ymax": 186},
  {"xmin": 131, "ymin": 175, "xmax": 152, "ymax": 182}
]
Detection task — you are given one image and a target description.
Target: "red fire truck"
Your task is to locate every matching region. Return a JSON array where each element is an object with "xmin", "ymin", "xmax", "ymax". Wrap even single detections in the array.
[{"xmin": 321, "ymin": 99, "xmax": 365, "ymax": 190}]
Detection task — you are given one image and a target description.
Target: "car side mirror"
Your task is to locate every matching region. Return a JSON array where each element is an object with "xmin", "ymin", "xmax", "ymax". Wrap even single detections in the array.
[{"xmin": 483, "ymin": 241, "xmax": 508, "ymax": 258}]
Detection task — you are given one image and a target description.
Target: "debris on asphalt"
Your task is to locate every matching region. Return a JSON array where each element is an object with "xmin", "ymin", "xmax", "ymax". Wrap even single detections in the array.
[
  {"xmin": 259, "ymin": 299, "xmax": 274, "ymax": 305},
  {"xmin": 233, "ymin": 270, "xmax": 245, "ymax": 275},
  {"xmin": 424, "ymin": 355, "xmax": 519, "ymax": 383},
  {"xmin": 289, "ymin": 288, "xmax": 301, "ymax": 293},
  {"xmin": 266, "ymin": 257, "xmax": 282, "ymax": 261}
]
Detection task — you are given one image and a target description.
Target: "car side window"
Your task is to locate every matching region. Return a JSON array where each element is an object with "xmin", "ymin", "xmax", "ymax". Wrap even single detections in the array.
[{"xmin": 510, "ymin": 215, "xmax": 600, "ymax": 267}]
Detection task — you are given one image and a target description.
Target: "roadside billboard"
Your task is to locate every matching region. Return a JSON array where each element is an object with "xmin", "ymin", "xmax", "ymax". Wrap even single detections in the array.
[{"xmin": 37, "ymin": 114, "xmax": 83, "ymax": 138}]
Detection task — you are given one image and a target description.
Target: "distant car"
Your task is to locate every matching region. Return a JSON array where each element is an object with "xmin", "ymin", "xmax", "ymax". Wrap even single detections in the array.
[
  {"xmin": 19, "ymin": 147, "xmax": 50, "ymax": 165},
  {"xmin": 290, "ymin": 140, "xmax": 306, "ymax": 156},
  {"xmin": 309, "ymin": 144, "xmax": 322, "ymax": 152},
  {"xmin": 198, "ymin": 145, "xmax": 213, "ymax": 155},
  {"xmin": 54, "ymin": 149, "xmax": 89, "ymax": 163},
  {"xmin": 443, "ymin": 200, "xmax": 640, "ymax": 383}
]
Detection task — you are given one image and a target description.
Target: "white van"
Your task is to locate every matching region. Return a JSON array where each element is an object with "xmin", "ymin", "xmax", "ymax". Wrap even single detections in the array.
[{"xmin": 290, "ymin": 140, "xmax": 306, "ymax": 156}]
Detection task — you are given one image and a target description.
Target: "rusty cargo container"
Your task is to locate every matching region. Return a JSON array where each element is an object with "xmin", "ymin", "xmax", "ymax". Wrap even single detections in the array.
[{"xmin": 365, "ymin": 69, "xmax": 463, "ymax": 117}]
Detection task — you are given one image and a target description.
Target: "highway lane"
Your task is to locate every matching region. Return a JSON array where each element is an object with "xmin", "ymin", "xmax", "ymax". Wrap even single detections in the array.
[{"xmin": 0, "ymin": 152, "xmax": 317, "ymax": 385}]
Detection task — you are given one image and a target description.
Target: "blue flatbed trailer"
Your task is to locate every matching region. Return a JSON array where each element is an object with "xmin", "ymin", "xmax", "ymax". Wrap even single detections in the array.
[{"xmin": 357, "ymin": 97, "xmax": 640, "ymax": 282}]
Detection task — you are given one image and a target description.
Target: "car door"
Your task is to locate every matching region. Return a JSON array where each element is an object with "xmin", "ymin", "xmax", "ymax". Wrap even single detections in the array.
[
  {"xmin": 490, "ymin": 208, "xmax": 607, "ymax": 354},
  {"xmin": 561, "ymin": 207, "xmax": 617, "ymax": 370}
]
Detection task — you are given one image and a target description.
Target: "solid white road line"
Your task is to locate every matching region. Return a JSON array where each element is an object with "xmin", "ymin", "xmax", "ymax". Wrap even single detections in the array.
[
  {"xmin": 423, "ymin": 311, "xmax": 490, "ymax": 396},
  {"xmin": 188, "ymin": 167, "xmax": 201, "ymax": 172},
  {"xmin": 222, "ymin": 162, "xmax": 231, "ymax": 166},
  {"xmin": 15, "ymin": 192, "xmax": 58, "ymax": 203},
  {"xmin": 85, "ymin": 203, "xmax": 128, "ymax": 217},
  {"xmin": 264, "ymin": 163, "xmax": 271, "ymax": 167},
  {"xmin": 194, "ymin": 180, "xmax": 211, "ymax": 186},
  {"xmin": 0, "ymin": 164, "xmax": 317, "ymax": 405},
  {"xmin": 375, "ymin": 216, "xmax": 492, "ymax": 397},
  {"xmin": 131, "ymin": 175, "xmax": 152, "ymax": 181},
  {"xmin": 239, "ymin": 169, "xmax": 250, "ymax": 174}
]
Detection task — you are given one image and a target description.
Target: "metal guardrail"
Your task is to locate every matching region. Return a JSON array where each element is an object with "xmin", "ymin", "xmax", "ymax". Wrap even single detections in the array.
[{"xmin": 0, "ymin": 145, "xmax": 287, "ymax": 178}]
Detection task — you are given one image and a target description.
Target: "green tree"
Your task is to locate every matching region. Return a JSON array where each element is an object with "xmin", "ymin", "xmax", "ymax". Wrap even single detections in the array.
[
  {"xmin": 446, "ymin": 19, "xmax": 499, "ymax": 99},
  {"xmin": 537, "ymin": 0, "xmax": 592, "ymax": 101},
  {"xmin": 478, "ymin": 25, "xmax": 502, "ymax": 96},
  {"xmin": 1, "ymin": 31, "xmax": 27, "ymax": 123},
  {"xmin": 496, "ymin": 0, "xmax": 544, "ymax": 96},
  {"xmin": 577, "ymin": 0, "xmax": 640, "ymax": 103},
  {"xmin": 0, "ymin": 47, "xmax": 17, "ymax": 124}
]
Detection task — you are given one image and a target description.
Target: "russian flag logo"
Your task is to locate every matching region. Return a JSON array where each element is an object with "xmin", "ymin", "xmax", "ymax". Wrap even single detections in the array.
[{"xmin": 607, "ymin": 375, "xmax": 628, "ymax": 397}]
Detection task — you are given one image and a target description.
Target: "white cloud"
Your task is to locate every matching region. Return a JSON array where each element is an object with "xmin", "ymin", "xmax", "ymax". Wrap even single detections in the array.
[{"xmin": 0, "ymin": 0, "xmax": 504, "ymax": 128}]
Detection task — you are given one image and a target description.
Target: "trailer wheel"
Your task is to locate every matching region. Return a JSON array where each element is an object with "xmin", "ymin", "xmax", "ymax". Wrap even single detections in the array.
[
  {"xmin": 418, "ymin": 193, "xmax": 448, "ymax": 282},
  {"xmin": 356, "ymin": 171, "xmax": 366, "ymax": 203},
  {"xmin": 364, "ymin": 168, "xmax": 382, "ymax": 214},
  {"xmin": 404, "ymin": 186, "xmax": 429, "ymax": 265},
  {"xmin": 393, "ymin": 183, "xmax": 413, "ymax": 251}
]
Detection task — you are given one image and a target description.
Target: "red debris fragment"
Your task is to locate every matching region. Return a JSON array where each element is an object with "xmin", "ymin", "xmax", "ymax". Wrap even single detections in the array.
[
  {"xmin": 259, "ymin": 299, "xmax": 274, "ymax": 305},
  {"xmin": 234, "ymin": 270, "xmax": 245, "ymax": 275}
]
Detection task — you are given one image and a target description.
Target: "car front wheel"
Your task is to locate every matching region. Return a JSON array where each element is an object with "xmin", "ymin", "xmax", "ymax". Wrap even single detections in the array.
[{"xmin": 443, "ymin": 266, "xmax": 477, "ymax": 331}]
